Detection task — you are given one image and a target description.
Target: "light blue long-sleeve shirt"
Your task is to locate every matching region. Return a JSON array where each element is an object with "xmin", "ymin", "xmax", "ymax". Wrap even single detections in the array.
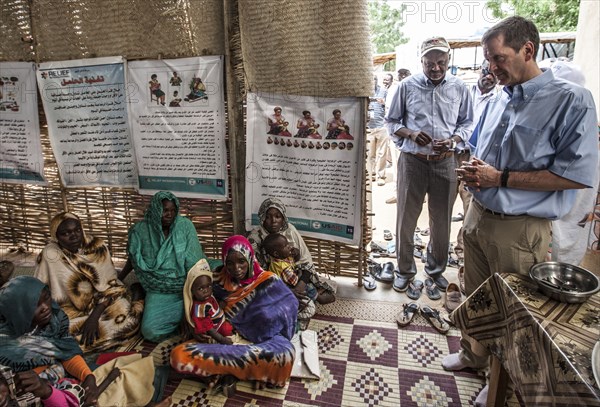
[
  {"xmin": 384, "ymin": 72, "xmax": 473, "ymax": 154},
  {"xmin": 471, "ymin": 69, "xmax": 599, "ymax": 219}
]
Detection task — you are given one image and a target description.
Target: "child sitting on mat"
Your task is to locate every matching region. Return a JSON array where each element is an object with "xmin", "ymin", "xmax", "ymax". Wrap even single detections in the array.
[
  {"xmin": 262, "ymin": 233, "xmax": 316, "ymax": 325},
  {"xmin": 183, "ymin": 259, "xmax": 234, "ymax": 345}
]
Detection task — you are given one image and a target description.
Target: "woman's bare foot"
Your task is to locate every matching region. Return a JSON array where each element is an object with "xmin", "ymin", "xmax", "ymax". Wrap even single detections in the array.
[
  {"xmin": 253, "ymin": 380, "xmax": 266, "ymax": 390},
  {"xmin": 316, "ymin": 291, "xmax": 335, "ymax": 304},
  {"xmin": 147, "ymin": 396, "xmax": 171, "ymax": 407}
]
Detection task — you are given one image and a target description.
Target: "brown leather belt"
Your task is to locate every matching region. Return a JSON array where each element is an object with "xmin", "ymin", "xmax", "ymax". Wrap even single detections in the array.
[
  {"xmin": 410, "ymin": 151, "xmax": 453, "ymax": 161},
  {"xmin": 474, "ymin": 200, "xmax": 524, "ymax": 218}
]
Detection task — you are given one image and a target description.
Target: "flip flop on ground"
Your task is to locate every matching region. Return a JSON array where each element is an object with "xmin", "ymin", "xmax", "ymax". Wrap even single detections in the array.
[
  {"xmin": 396, "ymin": 302, "xmax": 419, "ymax": 327},
  {"xmin": 420, "ymin": 305, "xmax": 450, "ymax": 334}
]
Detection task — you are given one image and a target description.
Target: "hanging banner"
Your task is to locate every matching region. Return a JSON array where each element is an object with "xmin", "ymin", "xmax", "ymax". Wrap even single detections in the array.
[
  {"xmin": 128, "ymin": 56, "xmax": 227, "ymax": 199},
  {"xmin": 37, "ymin": 56, "xmax": 135, "ymax": 187},
  {"xmin": 246, "ymin": 92, "xmax": 363, "ymax": 245},
  {"xmin": 0, "ymin": 62, "xmax": 45, "ymax": 184}
]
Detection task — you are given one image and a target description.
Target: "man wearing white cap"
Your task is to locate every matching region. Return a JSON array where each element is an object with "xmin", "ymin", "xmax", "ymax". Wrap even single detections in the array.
[{"xmin": 385, "ymin": 37, "xmax": 473, "ymax": 296}]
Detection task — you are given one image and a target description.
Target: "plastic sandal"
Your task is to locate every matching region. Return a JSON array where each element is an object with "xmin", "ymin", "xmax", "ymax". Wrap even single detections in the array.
[
  {"xmin": 420, "ymin": 305, "xmax": 450, "ymax": 334},
  {"xmin": 406, "ymin": 279, "xmax": 424, "ymax": 300},
  {"xmin": 383, "ymin": 229, "xmax": 393, "ymax": 241},
  {"xmin": 425, "ymin": 277, "xmax": 441, "ymax": 300},
  {"xmin": 396, "ymin": 302, "xmax": 419, "ymax": 327},
  {"xmin": 363, "ymin": 274, "xmax": 377, "ymax": 291}
]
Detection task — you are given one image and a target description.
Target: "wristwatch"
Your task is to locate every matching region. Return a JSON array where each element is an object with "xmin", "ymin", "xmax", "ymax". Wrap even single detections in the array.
[{"xmin": 450, "ymin": 138, "xmax": 457, "ymax": 150}]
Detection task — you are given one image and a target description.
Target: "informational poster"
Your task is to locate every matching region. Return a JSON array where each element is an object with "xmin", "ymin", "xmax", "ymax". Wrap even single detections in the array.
[
  {"xmin": 128, "ymin": 56, "xmax": 227, "ymax": 199},
  {"xmin": 0, "ymin": 62, "xmax": 45, "ymax": 184},
  {"xmin": 37, "ymin": 56, "xmax": 135, "ymax": 187},
  {"xmin": 246, "ymin": 92, "xmax": 363, "ymax": 245}
]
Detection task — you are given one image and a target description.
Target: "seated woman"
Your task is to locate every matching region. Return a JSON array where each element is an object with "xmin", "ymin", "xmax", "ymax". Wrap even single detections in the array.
[
  {"xmin": 247, "ymin": 198, "xmax": 336, "ymax": 304},
  {"xmin": 170, "ymin": 235, "xmax": 298, "ymax": 392},
  {"xmin": 34, "ymin": 212, "xmax": 144, "ymax": 353},
  {"xmin": 185, "ymin": 77, "xmax": 208, "ymax": 101},
  {"xmin": 0, "ymin": 276, "xmax": 167, "ymax": 407},
  {"xmin": 326, "ymin": 109, "xmax": 353, "ymax": 140},
  {"xmin": 267, "ymin": 107, "xmax": 292, "ymax": 137},
  {"xmin": 149, "ymin": 74, "xmax": 165, "ymax": 105},
  {"xmin": 294, "ymin": 110, "xmax": 322, "ymax": 139},
  {"xmin": 123, "ymin": 191, "xmax": 221, "ymax": 342}
]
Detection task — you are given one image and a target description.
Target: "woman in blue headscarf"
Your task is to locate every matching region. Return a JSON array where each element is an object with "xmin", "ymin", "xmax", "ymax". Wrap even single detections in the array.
[
  {"xmin": 124, "ymin": 191, "xmax": 221, "ymax": 342},
  {"xmin": 0, "ymin": 276, "xmax": 98, "ymax": 403}
]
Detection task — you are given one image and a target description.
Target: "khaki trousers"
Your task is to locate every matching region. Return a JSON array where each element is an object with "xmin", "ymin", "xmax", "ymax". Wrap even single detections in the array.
[{"xmin": 458, "ymin": 199, "xmax": 551, "ymax": 368}]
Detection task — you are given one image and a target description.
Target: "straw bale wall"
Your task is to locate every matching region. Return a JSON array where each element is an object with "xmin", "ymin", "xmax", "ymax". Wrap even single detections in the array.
[{"xmin": 0, "ymin": 0, "xmax": 372, "ymax": 277}]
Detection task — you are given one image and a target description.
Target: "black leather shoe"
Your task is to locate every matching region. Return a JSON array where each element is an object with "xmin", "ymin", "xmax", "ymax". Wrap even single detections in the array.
[
  {"xmin": 373, "ymin": 261, "xmax": 395, "ymax": 283},
  {"xmin": 432, "ymin": 274, "xmax": 449, "ymax": 291},
  {"xmin": 393, "ymin": 273, "xmax": 413, "ymax": 292}
]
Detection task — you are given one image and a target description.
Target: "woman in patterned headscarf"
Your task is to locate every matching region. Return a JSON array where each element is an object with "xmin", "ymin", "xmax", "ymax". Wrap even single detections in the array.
[
  {"xmin": 34, "ymin": 212, "xmax": 143, "ymax": 353},
  {"xmin": 170, "ymin": 235, "xmax": 298, "ymax": 392},
  {"xmin": 125, "ymin": 191, "xmax": 221, "ymax": 342},
  {"xmin": 247, "ymin": 198, "xmax": 336, "ymax": 304}
]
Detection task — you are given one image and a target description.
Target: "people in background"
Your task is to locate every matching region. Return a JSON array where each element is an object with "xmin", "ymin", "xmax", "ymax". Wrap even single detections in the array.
[
  {"xmin": 453, "ymin": 60, "xmax": 500, "ymax": 259},
  {"xmin": 386, "ymin": 68, "xmax": 412, "ymax": 204},
  {"xmin": 368, "ymin": 73, "xmax": 393, "ymax": 186}
]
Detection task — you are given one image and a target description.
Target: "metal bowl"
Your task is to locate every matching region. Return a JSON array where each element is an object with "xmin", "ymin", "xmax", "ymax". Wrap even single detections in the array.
[{"xmin": 529, "ymin": 262, "xmax": 600, "ymax": 304}]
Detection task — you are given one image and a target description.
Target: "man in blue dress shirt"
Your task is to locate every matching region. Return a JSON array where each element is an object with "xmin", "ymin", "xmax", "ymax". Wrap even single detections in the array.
[
  {"xmin": 443, "ymin": 16, "xmax": 598, "ymax": 406},
  {"xmin": 385, "ymin": 37, "xmax": 473, "ymax": 295}
]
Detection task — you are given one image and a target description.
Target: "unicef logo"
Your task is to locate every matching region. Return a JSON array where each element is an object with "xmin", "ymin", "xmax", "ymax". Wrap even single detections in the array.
[
  {"xmin": 188, "ymin": 178, "xmax": 197, "ymax": 186},
  {"xmin": 312, "ymin": 221, "xmax": 321, "ymax": 230}
]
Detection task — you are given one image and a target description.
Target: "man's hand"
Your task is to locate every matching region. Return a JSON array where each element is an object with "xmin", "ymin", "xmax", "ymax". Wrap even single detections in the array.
[
  {"xmin": 432, "ymin": 138, "xmax": 452, "ymax": 153},
  {"xmin": 409, "ymin": 130, "xmax": 432, "ymax": 146},
  {"xmin": 456, "ymin": 157, "xmax": 501, "ymax": 191}
]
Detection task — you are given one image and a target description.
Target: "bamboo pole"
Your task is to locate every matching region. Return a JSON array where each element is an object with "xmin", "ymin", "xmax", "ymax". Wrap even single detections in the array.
[{"xmin": 223, "ymin": 0, "xmax": 245, "ymax": 234}]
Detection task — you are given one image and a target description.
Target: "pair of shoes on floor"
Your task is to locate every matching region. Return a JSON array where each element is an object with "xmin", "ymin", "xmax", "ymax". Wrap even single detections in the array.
[
  {"xmin": 444, "ymin": 283, "xmax": 463, "ymax": 312},
  {"xmin": 372, "ymin": 261, "xmax": 395, "ymax": 283},
  {"xmin": 383, "ymin": 229, "xmax": 393, "ymax": 241},
  {"xmin": 420, "ymin": 305, "xmax": 450, "ymax": 334},
  {"xmin": 424, "ymin": 275, "xmax": 448, "ymax": 300},
  {"xmin": 376, "ymin": 178, "xmax": 386, "ymax": 186},
  {"xmin": 385, "ymin": 196, "xmax": 397, "ymax": 204}
]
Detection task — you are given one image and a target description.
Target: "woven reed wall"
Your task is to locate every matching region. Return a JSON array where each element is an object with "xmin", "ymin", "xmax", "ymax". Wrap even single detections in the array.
[
  {"xmin": 239, "ymin": 0, "xmax": 372, "ymax": 97},
  {"xmin": 0, "ymin": 0, "xmax": 372, "ymax": 277}
]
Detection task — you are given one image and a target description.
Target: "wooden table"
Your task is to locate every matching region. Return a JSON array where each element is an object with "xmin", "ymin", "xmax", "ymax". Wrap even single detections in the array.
[{"xmin": 451, "ymin": 273, "xmax": 600, "ymax": 406}]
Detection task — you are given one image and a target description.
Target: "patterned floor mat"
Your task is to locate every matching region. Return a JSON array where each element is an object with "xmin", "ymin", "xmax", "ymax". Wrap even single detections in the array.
[{"xmin": 117, "ymin": 297, "xmax": 525, "ymax": 406}]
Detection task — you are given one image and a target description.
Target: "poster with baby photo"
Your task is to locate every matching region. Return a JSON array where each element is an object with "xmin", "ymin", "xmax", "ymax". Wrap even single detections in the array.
[{"xmin": 246, "ymin": 91, "xmax": 364, "ymax": 245}]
